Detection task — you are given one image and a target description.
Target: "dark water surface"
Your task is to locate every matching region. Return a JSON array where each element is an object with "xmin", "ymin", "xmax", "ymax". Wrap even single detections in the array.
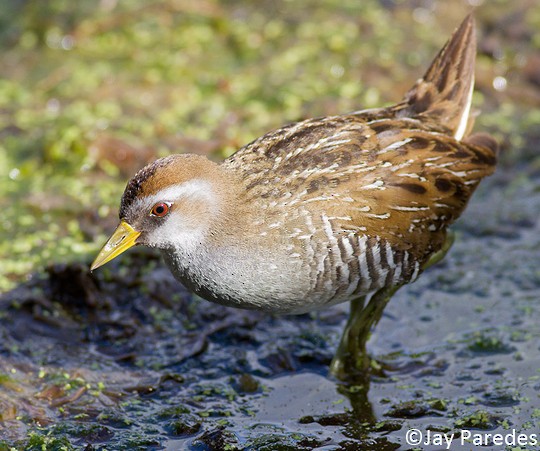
[
  {"xmin": 1, "ymin": 0, "xmax": 540, "ymax": 449},
  {"xmin": 1, "ymin": 167, "xmax": 539, "ymax": 449}
]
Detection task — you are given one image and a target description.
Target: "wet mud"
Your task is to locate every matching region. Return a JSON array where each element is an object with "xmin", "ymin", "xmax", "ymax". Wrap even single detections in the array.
[
  {"xmin": 1, "ymin": 1, "xmax": 540, "ymax": 449},
  {"xmin": 1, "ymin": 164, "xmax": 540, "ymax": 449}
]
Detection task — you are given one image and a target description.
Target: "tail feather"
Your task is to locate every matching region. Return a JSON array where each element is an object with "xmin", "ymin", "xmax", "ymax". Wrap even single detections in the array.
[
  {"xmin": 395, "ymin": 14, "xmax": 477, "ymax": 141},
  {"xmin": 463, "ymin": 132, "xmax": 499, "ymax": 157}
]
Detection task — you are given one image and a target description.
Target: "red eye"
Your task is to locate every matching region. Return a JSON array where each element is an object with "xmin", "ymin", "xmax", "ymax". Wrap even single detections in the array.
[{"xmin": 151, "ymin": 202, "xmax": 170, "ymax": 217}]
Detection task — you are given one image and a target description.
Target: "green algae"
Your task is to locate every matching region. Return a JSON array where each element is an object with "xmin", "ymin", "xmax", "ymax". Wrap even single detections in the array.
[
  {"xmin": 1, "ymin": 0, "xmax": 540, "ymax": 449},
  {"xmin": 2, "ymin": 0, "xmax": 538, "ymax": 292}
]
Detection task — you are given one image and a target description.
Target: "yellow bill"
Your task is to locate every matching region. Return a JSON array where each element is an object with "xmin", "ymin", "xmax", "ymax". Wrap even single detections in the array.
[{"xmin": 91, "ymin": 220, "xmax": 141, "ymax": 271}]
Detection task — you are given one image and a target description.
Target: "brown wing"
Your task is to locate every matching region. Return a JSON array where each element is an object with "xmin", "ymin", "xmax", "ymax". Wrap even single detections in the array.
[
  {"xmin": 224, "ymin": 14, "xmax": 496, "ymax": 269},
  {"xmin": 225, "ymin": 114, "xmax": 496, "ymax": 267},
  {"xmin": 326, "ymin": 122, "xmax": 498, "ymax": 266}
]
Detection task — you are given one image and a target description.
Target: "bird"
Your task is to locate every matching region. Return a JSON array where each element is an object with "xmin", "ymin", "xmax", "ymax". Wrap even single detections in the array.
[{"xmin": 91, "ymin": 14, "xmax": 497, "ymax": 378}]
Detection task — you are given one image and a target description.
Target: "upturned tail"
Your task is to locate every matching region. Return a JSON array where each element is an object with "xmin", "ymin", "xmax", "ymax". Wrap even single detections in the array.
[{"xmin": 394, "ymin": 14, "xmax": 477, "ymax": 141}]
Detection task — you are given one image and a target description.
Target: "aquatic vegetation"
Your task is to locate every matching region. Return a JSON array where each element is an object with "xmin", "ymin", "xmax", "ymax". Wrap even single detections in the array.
[{"xmin": 1, "ymin": 0, "xmax": 539, "ymax": 448}]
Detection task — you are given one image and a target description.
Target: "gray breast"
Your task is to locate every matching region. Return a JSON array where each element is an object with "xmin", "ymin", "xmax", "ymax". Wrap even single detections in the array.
[{"xmin": 161, "ymin": 244, "xmax": 312, "ymax": 314}]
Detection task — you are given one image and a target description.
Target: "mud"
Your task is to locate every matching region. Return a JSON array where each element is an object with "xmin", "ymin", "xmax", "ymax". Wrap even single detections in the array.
[{"xmin": 1, "ymin": 163, "xmax": 540, "ymax": 449}]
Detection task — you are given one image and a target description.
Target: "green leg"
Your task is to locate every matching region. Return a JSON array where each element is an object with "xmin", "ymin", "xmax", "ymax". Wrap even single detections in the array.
[
  {"xmin": 423, "ymin": 231, "xmax": 455, "ymax": 270},
  {"xmin": 330, "ymin": 285, "xmax": 401, "ymax": 381},
  {"xmin": 330, "ymin": 231, "xmax": 455, "ymax": 381},
  {"xmin": 330, "ymin": 295, "xmax": 366, "ymax": 378}
]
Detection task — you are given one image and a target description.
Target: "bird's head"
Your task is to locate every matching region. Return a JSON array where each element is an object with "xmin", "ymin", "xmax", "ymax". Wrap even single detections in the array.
[{"xmin": 91, "ymin": 154, "xmax": 225, "ymax": 270}]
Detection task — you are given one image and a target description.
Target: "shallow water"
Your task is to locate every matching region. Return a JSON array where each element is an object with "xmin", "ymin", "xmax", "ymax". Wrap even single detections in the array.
[
  {"xmin": 1, "ymin": 166, "xmax": 539, "ymax": 449},
  {"xmin": 1, "ymin": 1, "xmax": 540, "ymax": 449}
]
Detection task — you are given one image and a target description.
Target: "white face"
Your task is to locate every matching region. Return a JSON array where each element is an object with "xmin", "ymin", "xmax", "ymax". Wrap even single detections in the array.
[{"xmin": 127, "ymin": 179, "xmax": 218, "ymax": 253}]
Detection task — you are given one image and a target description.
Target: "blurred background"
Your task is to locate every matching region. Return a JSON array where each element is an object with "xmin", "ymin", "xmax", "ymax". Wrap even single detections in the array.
[
  {"xmin": 1, "ymin": 0, "xmax": 538, "ymax": 290},
  {"xmin": 1, "ymin": 1, "xmax": 540, "ymax": 449}
]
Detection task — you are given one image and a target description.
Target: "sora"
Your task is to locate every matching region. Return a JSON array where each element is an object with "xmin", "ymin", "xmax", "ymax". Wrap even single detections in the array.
[{"xmin": 92, "ymin": 15, "xmax": 497, "ymax": 378}]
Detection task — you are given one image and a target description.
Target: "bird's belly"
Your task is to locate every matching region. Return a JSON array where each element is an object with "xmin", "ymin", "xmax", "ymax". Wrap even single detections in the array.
[
  {"xmin": 163, "ymin": 247, "xmax": 376, "ymax": 314},
  {"xmin": 161, "ymin": 245, "xmax": 410, "ymax": 314},
  {"xmin": 163, "ymin": 231, "xmax": 427, "ymax": 313},
  {"xmin": 162, "ymin": 249, "xmax": 320, "ymax": 313}
]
